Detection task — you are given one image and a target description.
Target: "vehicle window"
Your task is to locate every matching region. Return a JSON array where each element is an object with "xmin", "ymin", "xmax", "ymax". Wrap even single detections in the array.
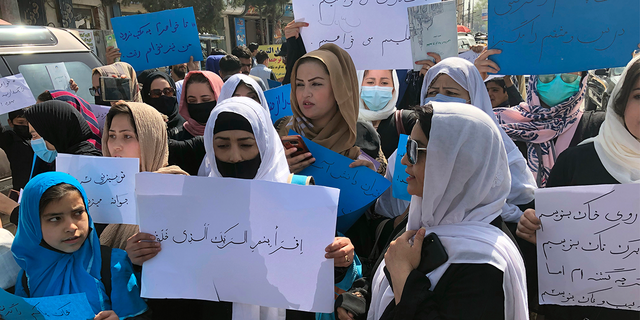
[
  {"xmin": 18, "ymin": 61, "xmax": 95, "ymax": 103},
  {"xmin": 611, "ymin": 67, "xmax": 625, "ymax": 76}
]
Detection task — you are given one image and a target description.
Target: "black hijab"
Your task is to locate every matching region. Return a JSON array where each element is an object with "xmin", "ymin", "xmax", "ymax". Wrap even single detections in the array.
[
  {"xmin": 141, "ymin": 71, "xmax": 185, "ymax": 130},
  {"xmin": 25, "ymin": 100, "xmax": 102, "ymax": 156}
]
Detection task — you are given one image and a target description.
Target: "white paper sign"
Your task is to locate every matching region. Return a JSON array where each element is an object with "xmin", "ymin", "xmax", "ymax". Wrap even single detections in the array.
[
  {"xmin": 536, "ymin": 184, "xmax": 640, "ymax": 311},
  {"xmin": 459, "ymin": 49, "xmax": 480, "ymax": 64},
  {"xmin": 90, "ymin": 104, "xmax": 111, "ymax": 132},
  {"xmin": 292, "ymin": 0, "xmax": 437, "ymax": 70},
  {"xmin": 45, "ymin": 63, "xmax": 71, "ymax": 91},
  {"xmin": 56, "ymin": 154, "xmax": 140, "ymax": 225},
  {"xmin": 0, "ymin": 74, "xmax": 36, "ymax": 114},
  {"xmin": 136, "ymin": 173, "xmax": 339, "ymax": 313},
  {"xmin": 408, "ymin": 1, "xmax": 458, "ymax": 71}
]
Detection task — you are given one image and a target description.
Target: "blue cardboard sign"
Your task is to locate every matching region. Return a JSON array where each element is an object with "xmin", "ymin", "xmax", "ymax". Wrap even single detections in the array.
[
  {"xmin": 111, "ymin": 7, "xmax": 202, "ymax": 71},
  {"xmin": 267, "ymin": 79, "xmax": 282, "ymax": 89},
  {"xmin": 488, "ymin": 0, "xmax": 640, "ymax": 75},
  {"xmin": 291, "ymin": 130, "xmax": 390, "ymax": 225},
  {"xmin": 265, "ymin": 84, "xmax": 293, "ymax": 122},
  {"xmin": 392, "ymin": 134, "xmax": 411, "ymax": 202},
  {"xmin": 1, "ymin": 288, "xmax": 95, "ymax": 320}
]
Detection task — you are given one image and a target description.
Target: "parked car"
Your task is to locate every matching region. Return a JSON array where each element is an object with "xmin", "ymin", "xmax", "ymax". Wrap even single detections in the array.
[
  {"xmin": 458, "ymin": 32, "xmax": 477, "ymax": 53},
  {"xmin": 584, "ymin": 67, "xmax": 624, "ymax": 111}
]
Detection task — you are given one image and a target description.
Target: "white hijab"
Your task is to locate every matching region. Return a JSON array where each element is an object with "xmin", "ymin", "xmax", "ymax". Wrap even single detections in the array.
[
  {"xmin": 219, "ymin": 74, "xmax": 270, "ymax": 113},
  {"xmin": 204, "ymin": 97, "xmax": 290, "ymax": 320},
  {"xmin": 357, "ymin": 70, "xmax": 400, "ymax": 122},
  {"xmin": 369, "ymin": 102, "xmax": 528, "ymax": 320},
  {"xmin": 581, "ymin": 55, "xmax": 640, "ymax": 183},
  {"xmin": 420, "ymin": 57, "xmax": 536, "ymax": 222}
]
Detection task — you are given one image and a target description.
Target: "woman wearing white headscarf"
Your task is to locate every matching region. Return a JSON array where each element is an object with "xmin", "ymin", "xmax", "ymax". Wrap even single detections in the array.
[
  {"xmin": 516, "ymin": 55, "xmax": 640, "ymax": 320},
  {"xmin": 368, "ymin": 102, "xmax": 528, "ymax": 320},
  {"xmin": 218, "ymin": 74, "xmax": 270, "ymax": 113},
  {"xmin": 419, "ymin": 57, "xmax": 537, "ymax": 224}
]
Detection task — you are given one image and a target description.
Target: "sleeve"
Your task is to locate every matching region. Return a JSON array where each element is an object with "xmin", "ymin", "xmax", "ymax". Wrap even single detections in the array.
[
  {"xmin": 282, "ymin": 36, "xmax": 307, "ymax": 85},
  {"xmin": 0, "ymin": 228, "xmax": 21, "ymax": 290},
  {"xmin": 109, "ymin": 249, "xmax": 148, "ymax": 319},
  {"xmin": 168, "ymin": 136, "xmax": 206, "ymax": 174},
  {"xmin": 506, "ymin": 84, "xmax": 524, "ymax": 106}
]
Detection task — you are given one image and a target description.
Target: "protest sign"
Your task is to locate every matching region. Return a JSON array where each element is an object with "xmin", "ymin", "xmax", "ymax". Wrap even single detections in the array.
[
  {"xmin": 45, "ymin": 63, "xmax": 71, "ymax": 91},
  {"xmin": 536, "ymin": 184, "xmax": 640, "ymax": 310},
  {"xmin": 136, "ymin": 173, "xmax": 338, "ymax": 313},
  {"xmin": 292, "ymin": 0, "xmax": 438, "ymax": 70},
  {"xmin": 258, "ymin": 44, "xmax": 286, "ymax": 80},
  {"xmin": 77, "ymin": 30, "xmax": 97, "ymax": 56},
  {"xmin": 0, "ymin": 289, "xmax": 95, "ymax": 320},
  {"xmin": 408, "ymin": 1, "xmax": 458, "ymax": 71},
  {"xmin": 90, "ymin": 104, "xmax": 110, "ymax": 132},
  {"xmin": 111, "ymin": 7, "xmax": 202, "ymax": 71},
  {"xmin": 0, "ymin": 74, "xmax": 36, "ymax": 114},
  {"xmin": 392, "ymin": 135, "xmax": 411, "ymax": 202},
  {"xmin": 265, "ymin": 84, "xmax": 292, "ymax": 122},
  {"xmin": 56, "ymin": 154, "xmax": 139, "ymax": 225},
  {"xmin": 488, "ymin": 0, "xmax": 640, "ymax": 74}
]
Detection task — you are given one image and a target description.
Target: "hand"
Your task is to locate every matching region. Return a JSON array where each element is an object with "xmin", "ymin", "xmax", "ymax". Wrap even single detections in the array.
[
  {"xmin": 384, "ymin": 228, "xmax": 426, "ymax": 304},
  {"xmin": 516, "ymin": 209, "xmax": 540, "ymax": 244},
  {"xmin": 69, "ymin": 79, "xmax": 79, "ymax": 93},
  {"xmin": 474, "ymin": 48, "xmax": 502, "ymax": 80},
  {"xmin": 336, "ymin": 307, "xmax": 355, "ymax": 320},
  {"xmin": 187, "ymin": 56, "xmax": 200, "ymax": 72},
  {"xmin": 349, "ymin": 159, "xmax": 375, "ymax": 171},
  {"xmin": 285, "ymin": 21, "xmax": 309, "ymax": 39},
  {"xmin": 503, "ymin": 75, "xmax": 514, "ymax": 87},
  {"xmin": 285, "ymin": 147, "xmax": 315, "ymax": 173},
  {"xmin": 94, "ymin": 311, "xmax": 119, "ymax": 320},
  {"xmin": 126, "ymin": 232, "xmax": 161, "ymax": 266},
  {"xmin": 470, "ymin": 44, "xmax": 485, "ymax": 54},
  {"xmin": 106, "ymin": 46, "xmax": 121, "ymax": 65},
  {"xmin": 325, "ymin": 237, "xmax": 355, "ymax": 268},
  {"xmin": 416, "ymin": 52, "xmax": 442, "ymax": 76}
]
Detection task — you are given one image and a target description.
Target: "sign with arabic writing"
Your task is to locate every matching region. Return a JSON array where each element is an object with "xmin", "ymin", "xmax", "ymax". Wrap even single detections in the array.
[
  {"xmin": 392, "ymin": 134, "xmax": 411, "ymax": 202},
  {"xmin": 258, "ymin": 44, "xmax": 286, "ymax": 80},
  {"xmin": 292, "ymin": 0, "xmax": 438, "ymax": 70},
  {"xmin": 407, "ymin": 1, "xmax": 458, "ymax": 72},
  {"xmin": 488, "ymin": 0, "xmax": 640, "ymax": 75},
  {"xmin": 136, "ymin": 172, "xmax": 338, "ymax": 313},
  {"xmin": 56, "ymin": 154, "xmax": 139, "ymax": 225},
  {"xmin": 111, "ymin": 7, "xmax": 202, "ymax": 71},
  {"xmin": 0, "ymin": 74, "xmax": 37, "ymax": 115},
  {"xmin": 1, "ymin": 288, "xmax": 95, "ymax": 320},
  {"xmin": 264, "ymin": 84, "xmax": 292, "ymax": 122},
  {"xmin": 536, "ymin": 184, "xmax": 640, "ymax": 310}
]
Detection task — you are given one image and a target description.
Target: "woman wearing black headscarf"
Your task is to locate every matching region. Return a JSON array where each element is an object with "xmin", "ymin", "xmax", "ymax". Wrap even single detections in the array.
[{"xmin": 141, "ymin": 71, "xmax": 185, "ymax": 135}]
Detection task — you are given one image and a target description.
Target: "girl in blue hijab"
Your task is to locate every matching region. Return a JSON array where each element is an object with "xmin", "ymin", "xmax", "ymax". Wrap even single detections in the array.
[{"xmin": 11, "ymin": 172, "xmax": 147, "ymax": 319}]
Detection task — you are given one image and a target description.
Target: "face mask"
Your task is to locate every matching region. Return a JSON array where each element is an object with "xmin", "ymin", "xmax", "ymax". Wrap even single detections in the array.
[
  {"xmin": 423, "ymin": 93, "xmax": 468, "ymax": 104},
  {"xmin": 148, "ymin": 95, "xmax": 178, "ymax": 116},
  {"xmin": 536, "ymin": 76, "xmax": 581, "ymax": 107},
  {"xmin": 187, "ymin": 101, "xmax": 217, "ymax": 124},
  {"xmin": 215, "ymin": 155, "xmax": 262, "ymax": 179},
  {"xmin": 360, "ymin": 86, "xmax": 393, "ymax": 111},
  {"xmin": 31, "ymin": 138, "xmax": 57, "ymax": 163},
  {"xmin": 12, "ymin": 125, "xmax": 31, "ymax": 140},
  {"xmin": 93, "ymin": 95, "xmax": 111, "ymax": 106}
]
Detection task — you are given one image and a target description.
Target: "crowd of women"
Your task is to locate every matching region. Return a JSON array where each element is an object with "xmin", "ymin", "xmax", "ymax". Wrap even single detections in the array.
[{"xmin": 0, "ymin": 19, "xmax": 638, "ymax": 320}]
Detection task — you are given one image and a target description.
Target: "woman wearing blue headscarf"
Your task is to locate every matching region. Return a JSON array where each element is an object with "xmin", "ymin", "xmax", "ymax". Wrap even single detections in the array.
[{"xmin": 11, "ymin": 172, "xmax": 148, "ymax": 319}]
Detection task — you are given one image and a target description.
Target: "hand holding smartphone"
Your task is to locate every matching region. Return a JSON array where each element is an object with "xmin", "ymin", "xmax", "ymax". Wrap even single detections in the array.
[
  {"xmin": 281, "ymin": 135, "xmax": 310, "ymax": 158},
  {"xmin": 100, "ymin": 76, "xmax": 132, "ymax": 101}
]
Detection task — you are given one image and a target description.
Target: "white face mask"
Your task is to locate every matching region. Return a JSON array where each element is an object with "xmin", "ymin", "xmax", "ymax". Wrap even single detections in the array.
[{"xmin": 31, "ymin": 137, "xmax": 57, "ymax": 163}]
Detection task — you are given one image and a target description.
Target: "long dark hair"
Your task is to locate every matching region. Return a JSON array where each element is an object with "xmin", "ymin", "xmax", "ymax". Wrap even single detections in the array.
[{"xmin": 613, "ymin": 59, "xmax": 640, "ymax": 119}]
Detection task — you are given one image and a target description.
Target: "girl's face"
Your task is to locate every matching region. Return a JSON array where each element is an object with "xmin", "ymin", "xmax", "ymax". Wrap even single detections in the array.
[
  {"xmin": 362, "ymin": 70, "xmax": 394, "ymax": 88},
  {"xmin": 213, "ymin": 130, "xmax": 259, "ymax": 163},
  {"xmin": 425, "ymin": 74, "xmax": 471, "ymax": 102},
  {"xmin": 295, "ymin": 60, "xmax": 338, "ymax": 127},
  {"xmin": 107, "ymin": 113, "xmax": 141, "ymax": 159},
  {"xmin": 186, "ymin": 82, "xmax": 215, "ymax": 104},
  {"xmin": 401, "ymin": 121, "xmax": 428, "ymax": 197},
  {"xmin": 624, "ymin": 76, "xmax": 640, "ymax": 139},
  {"xmin": 40, "ymin": 191, "xmax": 89, "ymax": 253},
  {"xmin": 233, "ymin": 83, "xmax": 260, "ymax": 103}
]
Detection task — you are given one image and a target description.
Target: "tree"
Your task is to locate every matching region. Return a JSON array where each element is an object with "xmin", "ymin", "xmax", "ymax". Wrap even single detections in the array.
[{"xmin": 471, "ymin": 0, "xmax": 487, "ymax": 33}]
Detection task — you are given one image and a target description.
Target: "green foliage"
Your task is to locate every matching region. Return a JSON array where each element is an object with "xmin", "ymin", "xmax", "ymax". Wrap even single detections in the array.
[{"xmin": 120, "ymin": 0, "xmax": 226, "ymax": 33}]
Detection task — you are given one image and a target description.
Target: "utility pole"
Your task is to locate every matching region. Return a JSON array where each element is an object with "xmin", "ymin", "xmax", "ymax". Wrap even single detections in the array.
[
  {"xmin": 467, "ymin": 0, "xmax": 471, "ymax": 28},
  {"xmin": 470, "ymin": 2, "xmax": 474, "ymax": 31}
]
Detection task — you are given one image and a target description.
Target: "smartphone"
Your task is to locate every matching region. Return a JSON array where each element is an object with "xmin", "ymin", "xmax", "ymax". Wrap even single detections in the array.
[
  {"xmin": 281, "ymin": 135, "xmax": 310, "ymax": 158},
  {"xmin": 100, "ymin": 76, "xmax": 131, "ymax": 101},
  {"xmin": 416, "ymin": 232, "xmax": 449, "ymax": 274}
]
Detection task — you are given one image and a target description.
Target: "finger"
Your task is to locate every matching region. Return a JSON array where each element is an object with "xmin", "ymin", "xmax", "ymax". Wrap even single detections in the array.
[
  {"xmin": 348, "ymin": 311, "xmax": 356, "ymax": 320},
  {"xmin": 291, "ymin": 152, "xmax": 313, "ymax": 163},
  {"xmin": 325, "ymin": 237, "xmax": 346, "ymax": 252},
  {"xmin": 519, "ymin": 216, "xmax": 540, "ymax": 231},
  {"xmin": 287, "ymin": 22, "xmax": 309, "ymax": 29},
  {"xmin": 130, "ymin": 241, "xmax": 161, "ymax": 252},
  {"xmin": 415, "ymin": 59, "xmax": 435, "ymax": 66},
  {"xmin": 129, "ymin": 232, "xmax": 155, "ymax": 243},
  {"xmin": 284, "ymin": 147, "xmax": 297, "ymax": 157},
  {"xmin": 190, "ymin": 56, "xmax": 194, "ymax": 63},
  {"xmin": 524, "ymin": 209, "xmax": 541, "ymax": 224},
  {"xmin": 427, "ymin": 52, "xmax": 442, "ymax": 62},
  {"xmin": 516, "ymin": 222, "xmax": 537, "ymax": 236},
  {"xmin": 398, "ymin": 229, "xmax": 418, "ymax": 242},
  {"xmin": 478, "ymin": 48, "xmax": 502, "ymax": 61},
  {"xmin": 413, "ymin": 227, "xmax": 426, "ymax": 246}
]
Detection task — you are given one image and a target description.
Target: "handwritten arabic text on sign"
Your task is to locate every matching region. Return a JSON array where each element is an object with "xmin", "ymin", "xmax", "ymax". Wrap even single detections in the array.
[
  {"xmin": 488, "ymin": 0, "xmax": 640, "ymax": 75},
  {"xmin": 292, "ymin": 0, "xmax": 437, "ymax": 71},
  {"xmin": 0, "ymin": 288, "xmax": 95, "ymax": 320},
  {"xmin": 111, "ymin": 7, "xmax": 202, "ymax": 71},
  {"xmin": 136, "ymin": 173, "xmax": 338, "ymax": 313},
  {"xmin": 0, "ymin": 74, "xmax": 37, "ymax": 115},
  {"xmin": 258, "ymin": 44, "xmax": 286, "ymax": 81},
  {"xmin": 407, "ymin": 1, "xmax": 458, "ymax": 72},
  {"xmin": 265, "ymin": 84, "xmax": 292, "ymax": 123},
  {"xmin": 536, "ymin": 184, "xmax": 640, "ymax": 311},
  {"xmin": 56, "ymin": 154, "xmax": 139, "ymax": 225}
]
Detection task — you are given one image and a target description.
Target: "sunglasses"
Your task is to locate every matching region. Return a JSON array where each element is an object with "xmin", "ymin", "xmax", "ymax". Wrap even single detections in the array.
[
  {"xmin": 538, "ymin": 73, "xmax": 579, "ymax": 84},
  {"xmin": 148, "ymin": 87, "xmax": 175, "ymax": 98},
  {"xmin": 406, "ymin": 138, "xmax": 427, "ymax": 165},
  {"xmin": 89, "ymin": 86, "xmax": 101, "ymax": 96}
]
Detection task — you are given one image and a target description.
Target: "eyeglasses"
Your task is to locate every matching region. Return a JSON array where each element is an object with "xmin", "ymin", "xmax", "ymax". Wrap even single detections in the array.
[
  {"xmin": 149, "ymin": 87, "xmax": 175, "ymax": 98},
  {"xmin": 89, "ymin": 86, "xmax": 101, "ymax": 96},
  {"xmin": 538, "ymin": 73, "xmax": 579, "ymax": 84},
  {"xmin": 406, "ymin": 138, "xmax": 427, "ymax": 165}
]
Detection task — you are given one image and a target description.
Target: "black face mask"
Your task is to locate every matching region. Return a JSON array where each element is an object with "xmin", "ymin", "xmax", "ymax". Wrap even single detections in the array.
[
  {"xmin": 187, "ymin": 101, "xmax": 217, "ymax": 124},
  {"xmin": 12, "ymin": 124, "xmax": 31, "ymax": 140},
  {"xmin": 148, "ymin": 95, "xmax": 178, "ymax": 116},
  {"xmin": 94, "ymin": 95, "xmax": 111, "ymax": 106},
  {"xmin": 215, "ymin": 155, "xmax": 262, "ymax": 179}
]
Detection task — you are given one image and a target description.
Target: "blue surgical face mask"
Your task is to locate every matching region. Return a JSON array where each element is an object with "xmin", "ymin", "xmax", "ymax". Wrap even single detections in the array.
[
  {"xmin": 360, "ymin": 86, "xmax": 394, "ymax": 111},
  {"xmin": 423, "ymin": 93, "xmax": 468, "ymax": 104},
  {"xmin": 31, "ymin": 138, "xmax": 57, "ymax": 163},
  {"xmin": 536, "ymin": 75, "xmax": 581, "ymax": 107}
]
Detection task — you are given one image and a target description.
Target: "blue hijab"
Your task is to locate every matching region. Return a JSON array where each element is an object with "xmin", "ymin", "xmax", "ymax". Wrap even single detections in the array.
[
  {"xmin": 206, "ymin": 54, "xmax": 225, "ymax": 75},
  {"xmin": 11, "ymin": 172, "xmax": 147, "ymax": 317}
]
